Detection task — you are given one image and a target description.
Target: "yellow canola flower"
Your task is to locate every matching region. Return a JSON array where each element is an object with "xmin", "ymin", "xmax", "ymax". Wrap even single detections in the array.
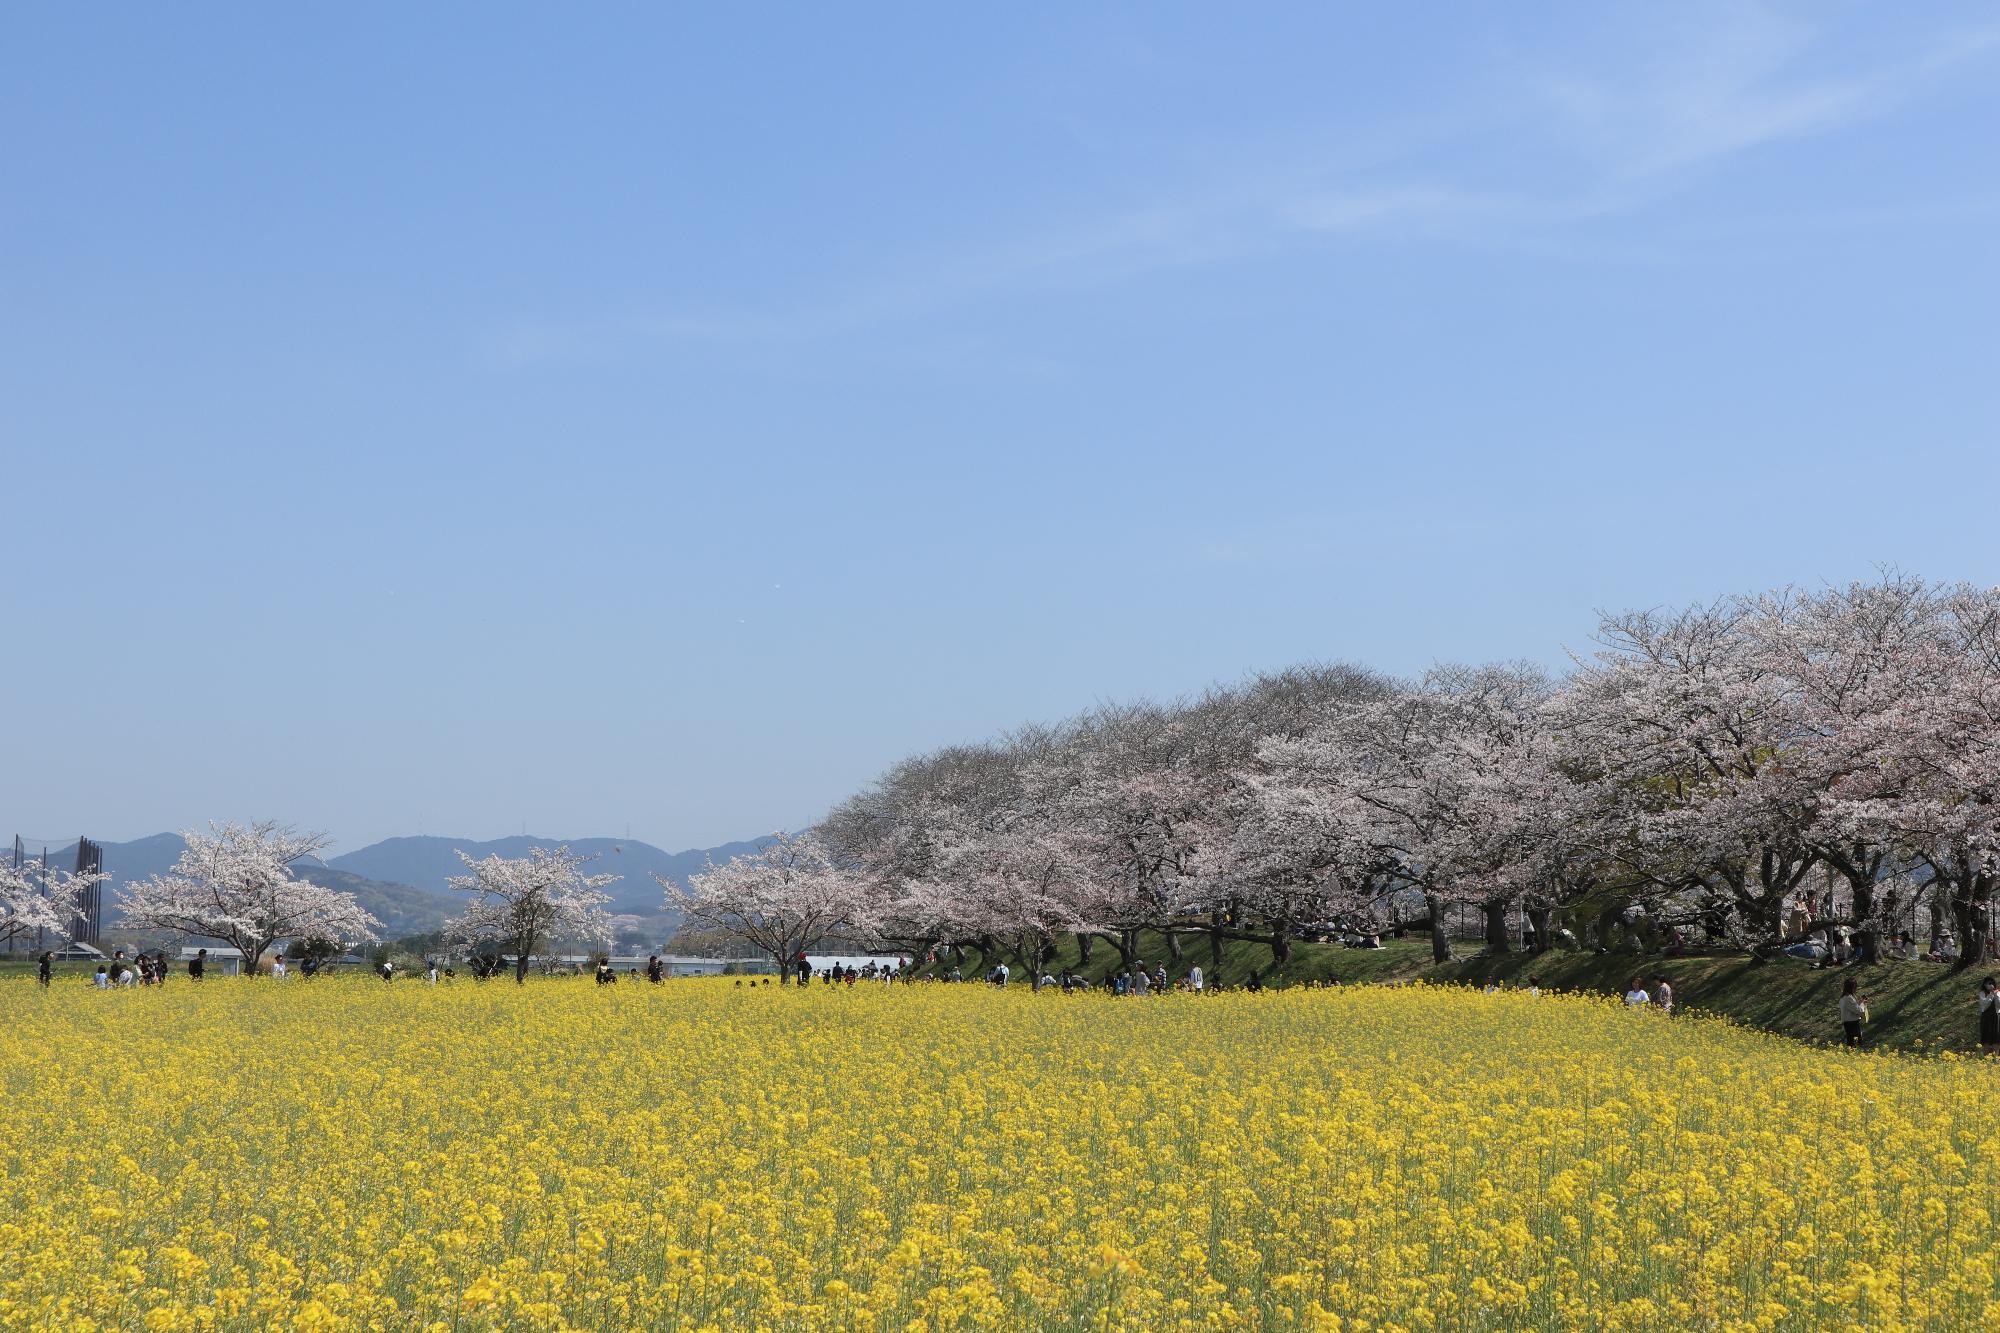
[{"xmin": 1, "ymin": 976, "xmax": 1997, "ymax": 1331}]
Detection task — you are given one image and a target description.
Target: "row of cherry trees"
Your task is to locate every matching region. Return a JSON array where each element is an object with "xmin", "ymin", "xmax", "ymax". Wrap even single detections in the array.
[
  {"xmin": 680, "ymin": 576, "xmax": 2000, "ymax": 976},
  {"xmin": 90, "ymin": 823, "xmax": 618, "ymax": 982}
]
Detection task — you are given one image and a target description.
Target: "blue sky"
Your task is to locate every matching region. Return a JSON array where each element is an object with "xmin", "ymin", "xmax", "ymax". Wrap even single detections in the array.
[{"xmin": 5, "ymin": 3, "xmax": 1997, "ymax": 854}]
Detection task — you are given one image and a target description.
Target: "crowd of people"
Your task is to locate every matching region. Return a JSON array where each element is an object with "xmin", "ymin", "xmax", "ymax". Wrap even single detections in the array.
[
  {"xmin": 34, "ymin": 933, "xmax": 2000, "ymax": 1057},
  {"xmin": 40, "ymin": 947, "xmax": 179, "ymax": 988}
]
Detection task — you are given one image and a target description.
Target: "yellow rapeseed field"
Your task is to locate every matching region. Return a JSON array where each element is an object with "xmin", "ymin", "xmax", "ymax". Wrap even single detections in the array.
[{"xmin": 2, "ymin": 976, "xmax": 1998, "ymax": 1332}]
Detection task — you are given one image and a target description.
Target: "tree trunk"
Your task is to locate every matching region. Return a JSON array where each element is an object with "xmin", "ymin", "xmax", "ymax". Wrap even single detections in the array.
[
  {"xmin": 1850, "ymin": 873, "xmax": 1878, "ymax": 963},
  {"xmin": 1528, "ymin": 907, "xmax": 1552, "ymax": 954},
  {"xmin": 1483, "ymin": 900, "xmax": 1511, "ymax": 955},
  {"xmin": 1427, "ymin": 893, "xmax": 1451, "ymax": 963},
  {"xmin": 1951, "ymin": 893, "xmax": 1990, "ymax": 973},
  {"xmin": 515, "ymin": 935, "xmax": 532, "ymax": 985},
  {"xmin": 1076, "ymin": 932, "xmax": 1094, "ymax": 963}
]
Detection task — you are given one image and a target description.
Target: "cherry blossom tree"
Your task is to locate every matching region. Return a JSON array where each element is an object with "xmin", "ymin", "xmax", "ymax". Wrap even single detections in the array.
[
  {"xmin": 1558, "ymin": 601, "xmax": 1827, "ymax": 948},
  {"xmin": 665, "ymin": 831, "xmax": 872, "ymax": 981},
  {"xmin": 1, "ymin": 860, "xmax": 107, "ymax": 951},
  {"xmin": 820, "ymin": 740, "xmax": 1039, "ymax": 967},
  {"xmin": 118, "ymin": 822, "xmax": 380, "ymax": 974},
  {"xmin": 1841, "ymin": 581, "xmax": 2000, "ymax": 966},
  {"xmin": 1747, "ymin": 576, "xmax": 1950, "ymax": 953},
  {"xmin": 1253, "ymin": 664, "xmax": 1561, "ymax": 963},
  {"xmin": 448, "ymin": 845, "xmax": 619, "ymax": 984}
]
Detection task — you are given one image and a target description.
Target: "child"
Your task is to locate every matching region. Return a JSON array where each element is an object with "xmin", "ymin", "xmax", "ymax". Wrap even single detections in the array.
[{"xmin": 1839, "ymin": 978, "xmax": 1868, "ymax": 1048}]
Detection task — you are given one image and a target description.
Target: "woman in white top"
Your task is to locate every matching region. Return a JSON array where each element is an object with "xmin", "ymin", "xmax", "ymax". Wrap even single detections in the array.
[
  {"xmin": 271, "ymin": 957, "xmax": 287, "ymax": 980},
  {"xmin": 1623, "ymin": 977, "xmax": 1650, "ymax": 1007}
]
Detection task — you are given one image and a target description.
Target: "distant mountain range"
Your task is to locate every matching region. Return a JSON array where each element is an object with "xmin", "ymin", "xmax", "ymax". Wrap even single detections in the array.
[
  {"xmin": 14, "ymin": 831, "xmax": 771, "ymax": 939},
  {"xmin": 326, "ymin": 834, "xmax": 770, "ymax": 916}
]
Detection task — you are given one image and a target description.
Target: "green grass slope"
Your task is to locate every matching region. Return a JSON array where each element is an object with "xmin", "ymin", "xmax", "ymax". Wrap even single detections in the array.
[{"xmin": 931, "ymin": 931, "xmax": 2000, "ymax": 1054}]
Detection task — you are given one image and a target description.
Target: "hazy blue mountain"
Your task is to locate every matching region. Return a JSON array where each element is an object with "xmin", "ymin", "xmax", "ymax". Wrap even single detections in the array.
[
  {"xmin": 293, "ymin": 866, "xmax": 457, "ymax": 937},
  {"xmin": 328, "ymin": 834, "xmax": 772, "ymax": 915}
]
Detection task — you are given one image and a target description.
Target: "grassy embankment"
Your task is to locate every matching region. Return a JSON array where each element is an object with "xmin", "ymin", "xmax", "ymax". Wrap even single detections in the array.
[{"xmin": 932, "ymin": 931, "xmax": 2000, "ymax": 1053}]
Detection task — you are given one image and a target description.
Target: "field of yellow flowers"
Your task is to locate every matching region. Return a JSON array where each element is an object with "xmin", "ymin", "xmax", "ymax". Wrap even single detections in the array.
[{"xmin": 2, "ymin": 977, "xmax": 1998, "ymax": 1333}]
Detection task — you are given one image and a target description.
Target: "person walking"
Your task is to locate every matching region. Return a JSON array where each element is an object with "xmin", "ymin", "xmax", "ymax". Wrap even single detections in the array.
[
  {"xmin": 271, "ymin": 955, "xmax": 287, "ymax": 980},
  {"xmin": 1652, "ymin": 975, "xmax": 1675, "ymax": 1016},
  {"xmin": 1839, "ymin": 978, "xmax": 1868, "ymax": 1048},
  {"xmin": 1188, "ymin": 964, "xmax": 1204, "ymax": 994},
  {"xmin": 1979, "ymin": 976, "xmax": 2000, "ymax": 1054},
  {"xmin": 188, "ymin": 948, "xmax": 207, "ymax": 981},
  {"xmin": 36, "ymin": 951, "xmax": 53, "ymax": 988},
  {"xmin": 1623, "ymin": 976, "xmax": 1650, "ymax": 1007}
]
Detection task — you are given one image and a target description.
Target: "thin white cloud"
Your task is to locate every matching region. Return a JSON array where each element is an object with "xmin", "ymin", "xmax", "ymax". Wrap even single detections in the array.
[
  {"xmin": 483, "ymin": 6, "xmax": 2000, "ymax": 363},
  {"xmin": 1534, "ymin": 6, "xmax": 2000, "ymax": 181}
]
